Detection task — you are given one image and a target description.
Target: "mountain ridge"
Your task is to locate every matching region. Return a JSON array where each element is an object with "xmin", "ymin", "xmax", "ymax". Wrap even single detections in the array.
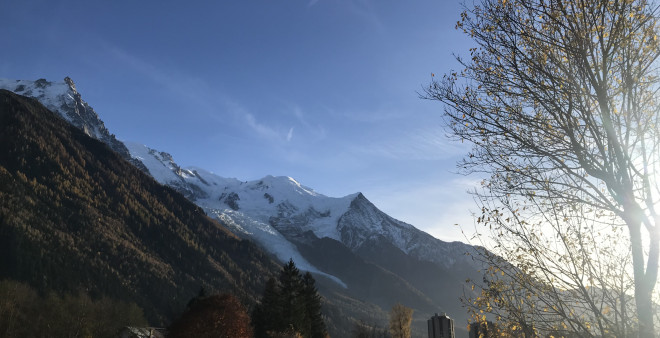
[
  {"xmin": 0, "ymin": 78, "xmax": 473, "ymax": 270},
  {"xmin": 126, "ymin": 141, "xmax": 476, "ymax": 271},
  {"xmin": 0, "ymin": 89, "xmax": 281, "ymax": 326},
  {"xmin": 0, "ymin": 77, "xmax": 149, "ymax": 173},
  {"xmin": 1, "ymin": 77, "xmax": 480, "ymax": 336}
]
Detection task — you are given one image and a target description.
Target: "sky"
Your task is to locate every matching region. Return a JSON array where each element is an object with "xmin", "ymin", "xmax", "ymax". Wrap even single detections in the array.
[{"xmin": 1, "ymin": 0, "xmax": 481, "ymax": 242}]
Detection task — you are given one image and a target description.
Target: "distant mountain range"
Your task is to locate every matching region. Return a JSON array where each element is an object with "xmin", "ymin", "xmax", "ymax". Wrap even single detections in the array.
[{"xmin": 0, "ymin": 78, "xmax": 482, "ymax": 337}]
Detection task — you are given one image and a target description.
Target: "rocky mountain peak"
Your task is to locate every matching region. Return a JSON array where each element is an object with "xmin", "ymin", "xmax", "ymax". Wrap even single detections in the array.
[
  {"xmin": 64, "ymin": 76, "xmax": 76, "ymax": 91},
  {"xmin": 0, "ymin": 77, "xmax": 149, "ymax": 173}
]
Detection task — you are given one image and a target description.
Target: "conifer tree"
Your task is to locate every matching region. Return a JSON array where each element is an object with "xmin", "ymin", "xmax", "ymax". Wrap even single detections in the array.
[
  {"xmin": 279, "ymin": 259, "xmax": 306, "ymax": 332},
  {"xmin": 253, "ymin": 259, "xmax": 328, "ymax": 338},
  {"xmin": 302, "ymin": 272, "xmax": 327, "ymax": 338},
  {"xmin": 253, "ymin": 278, "xmax": 283, "ymax": 337}
]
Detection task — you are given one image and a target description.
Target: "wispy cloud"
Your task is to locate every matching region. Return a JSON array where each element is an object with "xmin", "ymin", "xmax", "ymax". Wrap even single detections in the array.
[
  {"xmin": 290, "ymin": 105, "xmax": 327, "ymax": 141},
  {"xmin": 287, "ymin": 127, "xmax": 294, "ymax": 142},
  {"xmin": 214, "ymin": 98, "xmax": 294, "ymax": 143},
  {"xmin": 327, "ymin": 105, "xmax": 407, "ymax": 123},
  {"xmin": 101, "ymin": 42, "xmax": 223, "ymax": 116},
  {"xmin": 102, "ymin": 42, "xmax": 297, "ymax": 143},
  {"xmin": 244, "ymin": 113, "xmax": 282, "ymax": 140},
  {"xmin": 353, "ymin": 128, "xmax": 467, "ymax": 161}
]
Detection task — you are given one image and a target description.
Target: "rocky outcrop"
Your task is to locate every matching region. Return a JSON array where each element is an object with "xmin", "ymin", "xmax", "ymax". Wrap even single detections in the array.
[{"xmin": 0, "ymin": 77, "xmax": 149, "ymax": 173}]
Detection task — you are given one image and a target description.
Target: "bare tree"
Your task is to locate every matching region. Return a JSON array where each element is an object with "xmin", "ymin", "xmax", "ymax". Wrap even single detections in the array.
[
  {"xmin": 464, "ymin": 200, "xmax": 639, "ymax": 337},
  {"xmin": 388, "ymin": 303, "xmax": 413, "ymax": 338},
  {"xmin": 424, "ymin": 0, "xmax": 660, "ymax": 336}
]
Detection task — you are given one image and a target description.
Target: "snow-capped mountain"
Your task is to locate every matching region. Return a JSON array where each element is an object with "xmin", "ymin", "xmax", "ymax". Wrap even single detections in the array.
[
  {"xmin": 0, "ymin": 77, "xmax": 147, "ymax": 172},
  {"xmin": 125, "ymin": 141, "xmax": 476, "ymax": 273},
  {"xmin": 0, "ymin": 77, "xmax": 474, "ymax": 270},
  {"xmin": 3, "ymin": 77, "xmax": 479, "ymax": 333},
  {"xmin": 125, "ymin": 140, "xmax": 480, "ymax": 333},
  {"xmin": 128, "ymin": 141, "xmax": 355, "ymax": 286}
]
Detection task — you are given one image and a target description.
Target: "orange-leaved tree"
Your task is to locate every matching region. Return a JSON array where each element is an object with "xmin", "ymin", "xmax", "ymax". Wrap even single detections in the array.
[{"xmin": 168, "ymin": 293, "xmax": 253, "ymax": 338}]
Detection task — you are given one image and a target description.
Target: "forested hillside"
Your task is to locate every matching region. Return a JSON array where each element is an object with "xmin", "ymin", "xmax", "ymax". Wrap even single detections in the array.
[{"xmin": 0, "ymin": 89, "xmax": 281, "ymax": 325}]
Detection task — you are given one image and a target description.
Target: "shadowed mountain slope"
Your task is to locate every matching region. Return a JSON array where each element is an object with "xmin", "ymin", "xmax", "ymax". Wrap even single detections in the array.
[{"xmin": 0, "ymin": 90, "xmax": 280, "ymax": 325}]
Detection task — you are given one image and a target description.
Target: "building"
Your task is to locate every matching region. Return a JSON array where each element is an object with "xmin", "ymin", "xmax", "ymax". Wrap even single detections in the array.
[{"xmin": 428, "ymin": 313, "xmax": 454, "ymax": 338}]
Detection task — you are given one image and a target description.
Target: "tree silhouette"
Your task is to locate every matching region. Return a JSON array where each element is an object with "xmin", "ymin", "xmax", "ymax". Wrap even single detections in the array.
[
  {"xmin": 302, "ymin": 272, "xmax": 327, "ymax": 338},
  {"xmin": 253, "ymin": 259, "xmax": 327, "ymax": 338},
  {"xmin": 424, "ymin": 0, "xmax": 660, "ymax": 336}
]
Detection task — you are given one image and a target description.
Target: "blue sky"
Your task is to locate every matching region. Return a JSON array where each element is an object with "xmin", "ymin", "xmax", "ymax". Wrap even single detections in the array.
[{"xmin": 1, "ymin": 0, "xmax": 480, "ymax": 242}]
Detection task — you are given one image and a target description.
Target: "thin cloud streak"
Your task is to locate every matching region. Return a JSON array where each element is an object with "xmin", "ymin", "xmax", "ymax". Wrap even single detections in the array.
[
  {"xmin": 103, "ymin": 42, "xmax": 296, "ymax": 143},
  {"xmin": 287, "ymin": 127, "xmax": 294, "ymax": 142},
  {"xmin": 290, "ymin": 105, "xmax": 327, "ymax": 141},
  {"xmin": 328, "ymin": 105, "xmax": 408, "ymax": 123},
  {"xmin": 245, "ymin": 113, "xmax": 282, "ymax": 140},
  {"xmin": 353, "ymin": 128, "xmax": 468, "ymax": 161},
  {"xmin": 103, "ymin": 44, "xmax": 210, "ymax": 107}
]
